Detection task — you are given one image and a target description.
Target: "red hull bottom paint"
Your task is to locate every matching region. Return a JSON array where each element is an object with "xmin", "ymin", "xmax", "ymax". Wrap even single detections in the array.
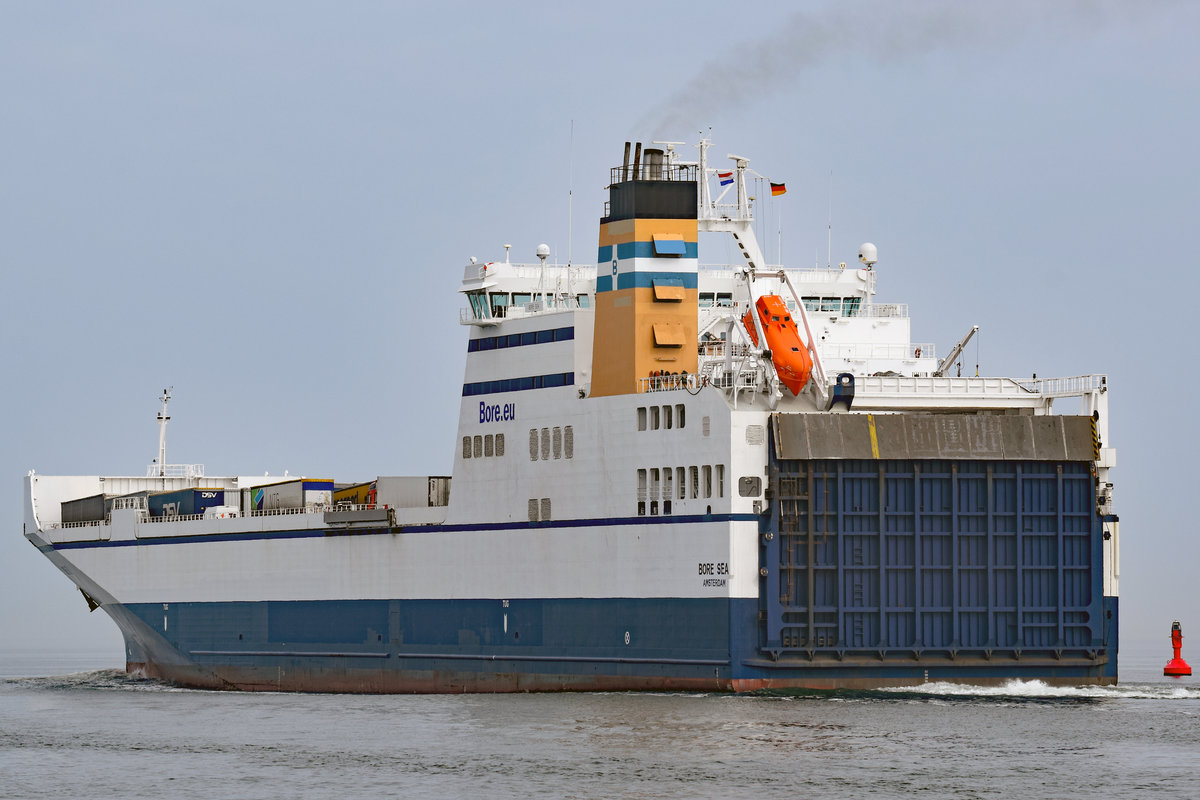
[{"xmin": 128, "ymin": 662, "xmax": 1116, "ymax": 694}]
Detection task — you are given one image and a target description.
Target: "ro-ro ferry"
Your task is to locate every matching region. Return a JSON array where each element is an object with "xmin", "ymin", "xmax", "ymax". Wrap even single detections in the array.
[{"xmin": 24, "ymin": 139, "xmax": 1119, "ymax": 691}]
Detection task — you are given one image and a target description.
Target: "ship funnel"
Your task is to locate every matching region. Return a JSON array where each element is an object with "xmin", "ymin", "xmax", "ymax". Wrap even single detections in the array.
[
  {"xmin": 643, "ymin": 148, "xmax": 664, "ymax": 180},
  {"xmin": 590, "ymin": 140, "xmax": 699, "ymax": 397}
]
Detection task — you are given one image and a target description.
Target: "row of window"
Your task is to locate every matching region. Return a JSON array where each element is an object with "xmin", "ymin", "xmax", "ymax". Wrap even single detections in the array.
[
  {"xmin": 482, "ymin": 292, "xmax": 592, "ymax": 318},
  {"xmin": 802, "ymin": 296, "xmax": 862, "ymax": 316},
  {"xmin": 638, "ymin": 465, "xmax": 725, "ymax": 502},
  {"xmin": 529, "ymin": 426, "xmax": 575, "ymax": 461},
  {"xmin": 468, "ymin": 327, "xmax": 574, "ymax": 352},
  {"xmin": 462, "ymin": 372, "xmax": 574, "ymax": 397},
  {"xmin": 637, "ymin": 404, "xmax": 686, "ymax": 431},
  {"xmin": 637, "ymin": 465, "xmax": 725, "ymax": 516},
  {"xmin": 696, "ymin": 293, "xmax": 862, "ymax": 317},
  {"xmin": 463, "ymin": 433, "xmax": 505, "ymax": 460}
]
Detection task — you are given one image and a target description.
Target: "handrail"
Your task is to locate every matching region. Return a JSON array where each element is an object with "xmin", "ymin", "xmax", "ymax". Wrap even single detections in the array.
[
  {"xmin": 53, "ymin": 504, "xmax": 345, "ymax": 529},
  {"xmin": 821, "ymin": 342, "xmax": 936, "ymax": 361},
  {"xmin": 637, "ymin": 374, "xmax": 703, "ymax": 393},
  {"xmin": 1015, "ymin": 374, "xmax": 1107, "ymax": 398}
]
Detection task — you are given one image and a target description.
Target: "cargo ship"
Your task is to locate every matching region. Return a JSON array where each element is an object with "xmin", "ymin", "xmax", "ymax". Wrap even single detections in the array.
[{"xmin": 23, "ymin": 139, "xmax": 1119, "ymax": 691}]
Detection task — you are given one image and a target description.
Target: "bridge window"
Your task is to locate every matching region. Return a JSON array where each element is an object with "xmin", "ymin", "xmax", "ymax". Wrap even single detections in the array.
[{"xmin": 467, "ymin": 291, "xmax": 487, "ymax": 318}]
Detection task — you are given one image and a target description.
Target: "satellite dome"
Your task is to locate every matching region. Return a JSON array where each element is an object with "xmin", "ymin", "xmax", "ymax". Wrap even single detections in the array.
[
  {"xmin": 858, "ymin": 243, "xmax": 878, "ymax": 267},
  {"xmin": 536, "ymin": 243, "xmax": 551, "ymax": 261}
]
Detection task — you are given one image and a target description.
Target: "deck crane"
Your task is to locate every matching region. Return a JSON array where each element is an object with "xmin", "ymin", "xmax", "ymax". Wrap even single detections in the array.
[{"xmin": 934, "ymin": 325, "xmax": 979, "ymax": 377}]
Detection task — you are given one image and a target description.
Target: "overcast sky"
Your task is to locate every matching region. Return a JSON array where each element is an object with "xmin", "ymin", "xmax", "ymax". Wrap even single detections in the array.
[{"xmin": 3, "ymin": 1, "xmax": 1197, "ymax": 666}]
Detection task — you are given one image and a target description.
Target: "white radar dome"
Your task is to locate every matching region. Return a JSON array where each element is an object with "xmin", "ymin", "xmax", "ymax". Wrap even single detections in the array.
[
  {"xmin": 858, "ymin": 242, "xmax": 878, "ymax": 267},
  {"xmin": 536, "ymin": 243, "xmax": 551, "ymax": 261}
]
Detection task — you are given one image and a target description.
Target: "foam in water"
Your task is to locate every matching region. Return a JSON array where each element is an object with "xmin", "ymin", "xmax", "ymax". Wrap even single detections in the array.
[{"xmin": 884, "ymin": 678, "xmax": 1200, "ymax": 700}]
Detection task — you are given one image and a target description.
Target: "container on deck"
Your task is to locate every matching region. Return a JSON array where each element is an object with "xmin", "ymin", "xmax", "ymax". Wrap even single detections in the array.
[
  {"xmin": 148, "ymin": 488, "xmax": 228, "ymax": 518},
  {"xmin": 61, "ymin": 493, "xmax": 108, "ymax": 525},
  {"xmin": 249, "ymin": 478, "xmax": 335, "ymax": 511},
  {"xmin": 375, "ymin": 476, "xmax": 450, "ymax": 508}
]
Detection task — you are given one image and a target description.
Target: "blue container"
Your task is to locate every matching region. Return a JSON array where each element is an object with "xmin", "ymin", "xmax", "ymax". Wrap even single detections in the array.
[{"xmin": 149, "ymin": 488, "xmax": 226, "ymax": 518}]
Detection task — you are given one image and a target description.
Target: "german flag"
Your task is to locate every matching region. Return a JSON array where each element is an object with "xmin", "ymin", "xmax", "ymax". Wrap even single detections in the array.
[{"xmin": 770, "ymin": 182, "xmax": 787, "ymax": 197}]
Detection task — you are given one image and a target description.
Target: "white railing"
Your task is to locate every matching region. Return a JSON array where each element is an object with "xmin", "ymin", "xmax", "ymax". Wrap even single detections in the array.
[
  {"xmin": 697, "ymin": 341, "xmax": 755, "ymax": 359},
  {"xmin": 637, "ymin": 373, "xmax": 703, "ymax": 393},
  {"xmin": 1015, "ymin": 374, "xmax": 1107, "ymax": 398},
  {"xmin": 145, "ymin": 464, "xmax": 205, "ymax": 478},
  {"xmin": 111, "ymin": 496, "xmax": 147, "ymax": 511},
  {"xmin": 856, "ymin": 375, "xmax": 1031, "ymax": 397},
  {"xmin": 698, "ymin": 264, "xmax": 867, "ymax": 283},
  {"xmin": 821, "ymin": 342, "xmax": 935, "ymax": 361},
  {"xmin": 49, "ymin": 503, "xmax": 353, "ymax": 529},
  {"xmin": 461, "ymin": 297, "xmax": 588, "ymax": 325},
  {"xmin": 141, "ymin": 505, "xmax": 329, "ymax": 523},
  {"xmin": 860, "ymin": 303, "xmax": 908, "ymax": 318},
  {"xmin": 143, "ymin": 512, "xmax": 208, "ymax": 524},
  {"xmin": 460, "ymin": 307, "xmax": 499, "ymax": 325}
]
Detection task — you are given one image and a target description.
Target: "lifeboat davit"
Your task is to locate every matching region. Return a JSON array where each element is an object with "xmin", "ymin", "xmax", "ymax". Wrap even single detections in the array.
[{"xmin": 742, "ymin": 294, "xmax": 813, "ymax": 396}]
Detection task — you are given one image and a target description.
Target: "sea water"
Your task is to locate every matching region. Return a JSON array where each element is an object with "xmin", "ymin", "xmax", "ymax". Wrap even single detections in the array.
[{"xmin": 2, "ymin": 647, "xmax": 1198, "ymax": 799}]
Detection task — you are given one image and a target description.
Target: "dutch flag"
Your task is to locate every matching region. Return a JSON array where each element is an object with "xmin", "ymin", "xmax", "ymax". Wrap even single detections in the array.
[{"xmin": 717, "ymin": 171, "xmax": 733, "ymax": 186}]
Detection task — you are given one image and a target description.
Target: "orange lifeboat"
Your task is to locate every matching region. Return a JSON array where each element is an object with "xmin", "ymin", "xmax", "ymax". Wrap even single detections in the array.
[{"xmin": 742, "ymin": 294, "xmax": 813, "ymax": 396}]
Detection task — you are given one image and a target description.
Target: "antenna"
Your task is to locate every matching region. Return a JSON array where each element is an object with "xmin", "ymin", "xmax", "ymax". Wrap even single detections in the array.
[
  {"xmin": 155, "ymin": 387, "xmax": 172, "ymax": 477},
  {"xmin": 777, "ymin": 193, "xmax": 782, "ymax": 267},
  {"xmin": 827, "ymin": 169, "xmax": 833, "ymax": 270},
  {"xmin": 567, "ymin": 119, "xmax": 574, "ymax": 267}
]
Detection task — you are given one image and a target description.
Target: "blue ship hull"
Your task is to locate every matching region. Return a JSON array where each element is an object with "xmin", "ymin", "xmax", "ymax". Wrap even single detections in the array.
[{"xmin": 104, "ymin": 595, "xmax": 1116, "ymax": 692}]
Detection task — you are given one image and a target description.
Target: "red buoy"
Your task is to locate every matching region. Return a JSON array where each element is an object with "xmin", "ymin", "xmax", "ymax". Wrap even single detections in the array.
[{"xmin": 1164, "ymin": 620, "xmax": 1192, "ymax": 677}]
